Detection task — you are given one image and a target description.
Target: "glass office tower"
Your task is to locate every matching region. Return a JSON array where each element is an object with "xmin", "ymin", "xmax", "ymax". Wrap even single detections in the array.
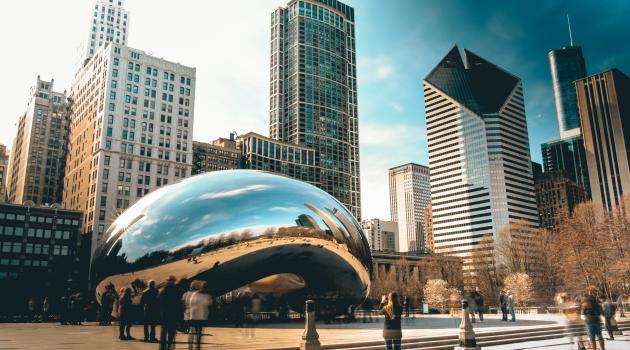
[
  {"xmin": 270, "ymin": 0, "xmax": 360, "ymax": 219},
  {"xmin": 548, "ymin": 46, "xmax": 586, "ymax": 137},
  {"xmin": 541, "ymin": 135, "xmax": 591, "ymax": 198}
]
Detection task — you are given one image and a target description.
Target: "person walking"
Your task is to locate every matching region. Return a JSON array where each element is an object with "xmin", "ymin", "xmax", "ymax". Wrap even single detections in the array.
[
  {"xmin": 141, "ymin": 280, "xmax": 159, "ymax": 342},
  {"xmin": 508, "ymin": 292, "xmax": 516, "ymax": 322},
  {"xmin": 474, "ymin": 287, "xmax": 484, "ymax": 322},
  {"xmin": 182, "ymin": 281, "xmax": 212, "ymax": 350},
  {"xmin": 403, "ymin": 296, "xmax": 410, "ymax": 318},
  {"xmin": 581, "ymin": 291, "xmax": 605, "ymax": 350},
  {"xmin": 499, "ymin": 290, "xmax": 508, "ymax": 321},
  {"xmin": 603, "ymin": 297, "xmax": 617, "ymax": 340},
  {"xmin": 380, "ymin": 292, "xmax": 403, "ymax": 350},
  {"xmin": 158, "ymin": 275, "xmax": 181, "ymax": 350},
  {"xmin": 118, "ymin": 287, "xmax": 134, "ymax": 340}
]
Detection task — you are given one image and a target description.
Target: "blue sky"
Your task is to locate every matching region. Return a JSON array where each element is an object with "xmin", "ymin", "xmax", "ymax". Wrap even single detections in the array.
[{"xmin": 1, "ymin": 0, "xmax": 629, "ymax": 220}]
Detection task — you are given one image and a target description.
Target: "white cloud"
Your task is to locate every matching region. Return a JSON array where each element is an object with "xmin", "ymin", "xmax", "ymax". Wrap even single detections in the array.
[
  {"xmin": 198, "ymin": 184, "xmax": 270, "ymax": 200},
  {"xmin": 358, "ymin": 56, "xmax": 396, "ymax": 82}
]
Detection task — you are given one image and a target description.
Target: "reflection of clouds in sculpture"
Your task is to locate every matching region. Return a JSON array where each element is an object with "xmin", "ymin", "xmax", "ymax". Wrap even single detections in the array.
[{"xmin": 92, "ymin": 170, "xmax": 372, "ymax": 314}]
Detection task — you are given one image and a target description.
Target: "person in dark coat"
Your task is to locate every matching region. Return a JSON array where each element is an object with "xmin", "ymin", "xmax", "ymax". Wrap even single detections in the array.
[
  {"xmin": 380, "ymin": 292, "xmax": 403, "ymax": 350},
  {"xmin": 499, "ymin": 290, "xmax": 508, "ymax": 321},
  {"xmin": 141, "ymin": 280, "xmax": 159, "ymax": 342},
  {"xmin": 581, "ymin": 291, "xmax": 605, "ymax": 350},
  {"xmin": 118, "ymin": 287, "xmax": 134, "ymax": 340},
  {"xmin": 158, "ymin": 275, "xmax": 181, "ymax": 350},
  {"xmin": 474, "ymin": 287, "xmax": 484, "ymax": 322}
]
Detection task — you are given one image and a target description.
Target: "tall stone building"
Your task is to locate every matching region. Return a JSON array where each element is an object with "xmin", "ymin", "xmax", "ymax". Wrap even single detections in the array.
[
  {"xmin": 423, "ymin": 205, "xmax": 434, "ymax": 253},
  {"xmin": 389, "ymin": 163, "xmax": 431, "ymax": 252},
  {"xmin": 534, "ymin": 171, "xmax": 587, "ymax": 231},
  {"xmin": 0, "ymin": 145, "xmax": 8, "ymax": 202},
  {"xmin": 6, "ymin": 77, "xmax": 71, "ymax": 205},
  {"xmin": 576, "ymin": 69, "xmax": 630, "ymax": 210},
  {"xmin": 63, "ymin": 43, "xmax": 195, "ymax": 257},
  {"xmin": 81, "ymin": 0, "xmax": 130, "ymax": 64},
  {"xmin": 361, "ymin": 218, "xmax": 397, "ymax": 252},
  {"xmin": 423, "ymin": 46, "xmax": 538, "ymax": 266},
  {"xmin": 192, "ymin": 137, "xmax": 241, "ymax": 174},
  {"xmin": 270, "ymin": 0, "xmax": 360, "ymax": 219}
]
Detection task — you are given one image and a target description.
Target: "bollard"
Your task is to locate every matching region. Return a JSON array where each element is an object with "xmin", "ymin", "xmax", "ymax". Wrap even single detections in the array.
[
  {"xmin": 300, "ymin": 300, "xmax": 321, "ymax": 350},
  {"xmin": 455, "ymin": 299, "xmax": 480, "ymax": 350}
]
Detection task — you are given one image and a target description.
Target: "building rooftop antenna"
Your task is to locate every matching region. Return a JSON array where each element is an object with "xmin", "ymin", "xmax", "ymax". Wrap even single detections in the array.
[{"xmin": 567, "ymin": 14, "xmax": 574, "ymax": 46}]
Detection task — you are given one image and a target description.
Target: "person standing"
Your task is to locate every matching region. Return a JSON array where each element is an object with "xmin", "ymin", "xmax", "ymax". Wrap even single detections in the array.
[
  {"xmin": 141, "ymin": 280, "xmax": 159, "ymax": 342},
  {"xmin": 403, "ymin": 296, "xmax": 410, "ymax": 318},
  {"xmin": 499, "ymin": 290, "xmax": 508, "ymax": 321},
  {"xmin": 508, "ymin": 292, "xmax": 516, "ymax": 322},
  {"xmin": 581, "ymin": 291, "xmax": 605, "ymax": 350},
  {"xmin": 617, "ymin": 294, "xmax": 626, "ymax": 317},
  {"xmin": 474, "ymin": 287, "xmax": 484, "ymax": 322},
  {"xmin": 380, "ymin": 292, "xmax": 403, "ymax": 350},
  {"xmin": 467, "ymin": 291, "xmax": 477, "ymax": 323},
  {"xmin": 27, "ymin": 297, "xmax": 36, "ymax": 322},
  {"xmin": 182, "ymin": 281, "xmax": 212, "ymax": 350},
  {"xmin": 42, "ymin": 297, "xmax": 50, "ymax": 322},
  {"xmin": 158, "ymin": 275, "xmax": 181, "ymax": 350},
  {"xmin": 602, "ymin": 297, "xmax": 617, "ymax": 340},
  {"xmin": 118, "ymin": 287, "xmax": 134, "ymax": 340}
]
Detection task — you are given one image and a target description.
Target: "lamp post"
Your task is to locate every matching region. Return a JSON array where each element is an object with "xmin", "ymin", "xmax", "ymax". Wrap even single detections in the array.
[
  {"xmin": 300, "ymin": 300, "xmax": 321, "ymax": 350},
  {"xmin": 455, "ymin": 299, "xmax": 480, "ymax": 350}
]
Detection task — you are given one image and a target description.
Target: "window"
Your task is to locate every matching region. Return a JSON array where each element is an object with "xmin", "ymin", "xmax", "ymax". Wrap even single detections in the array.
[
  {"xmin": 112, "ymin": 69, "xmax": 118, "ymax": 77},
  {"xmin": 111, "ymin": 80, "xmax": 117, "ymax": 88}
]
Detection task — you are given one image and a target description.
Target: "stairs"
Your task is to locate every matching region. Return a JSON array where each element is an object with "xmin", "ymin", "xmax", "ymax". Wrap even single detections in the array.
[{"xmin": 304, "ymin": 321, "xmax": 630, "ymax": 350}]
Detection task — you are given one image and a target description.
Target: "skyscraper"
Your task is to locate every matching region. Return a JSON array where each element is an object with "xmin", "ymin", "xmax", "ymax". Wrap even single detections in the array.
[
  {"xmin": 541, "ymin": 135, "xmax": 590, "ymax": 197},
  {"xmin": 6, "ymin": 77, "xmax": 71, "ymax": 205},
  {"xmin": 63, "ymin": 43, "xmax": 195, "ymax": 257},
  {"xmin": 270, "ymin": 0, "xmax": 360, "ymax": 219},
  {"xmin": 389, "ymin": 163, "xmax": 431, "ymax": 252},
  {"xmin": 424, "ymin": 46, "xmax": 538, "ymax": 264},
  {"xmin": 576, "ymin": 69, "xmax": 630, "ymax": 210},
  {"xmin": 534, "ymin": 170, "xmax": 587, "ymax": 230},
  {"xmin": 360, "ymin": 218, "xmax": 398, "ymax": 252},
  {"xmin": 548, "ymin": 46, "xmax": 587, "ymax": 138},
  {"xmin": 0, "ymin": 145, "xmax": 8, "ymax": 202},
  {"xmin": 82, "ymin": 0, "xmax": 130, "ymax": 64}
]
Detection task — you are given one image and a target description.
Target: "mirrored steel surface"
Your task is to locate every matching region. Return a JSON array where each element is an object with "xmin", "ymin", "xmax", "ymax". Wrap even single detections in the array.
[{"xmin": 92, "ymin": 170, "xmax": 372, "ymax": 313}]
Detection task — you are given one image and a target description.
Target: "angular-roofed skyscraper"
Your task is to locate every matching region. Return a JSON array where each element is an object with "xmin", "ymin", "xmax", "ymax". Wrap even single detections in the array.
[{"xmin": 423, "ymin": 46, "xmax": 538, "ymax": 268}]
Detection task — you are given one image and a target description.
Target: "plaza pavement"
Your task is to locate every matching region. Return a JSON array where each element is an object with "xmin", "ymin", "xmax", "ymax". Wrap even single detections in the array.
[{"xmin": 0, "ymin": 313, "xmax": 627, "ymax": 349}]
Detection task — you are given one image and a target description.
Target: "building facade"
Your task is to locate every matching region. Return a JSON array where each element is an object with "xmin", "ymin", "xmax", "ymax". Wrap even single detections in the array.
[
  {"xmin": 423, "ymin": 46, "xmax": 538, "ymax": 266},
  {"xmin": 576, "ymin": 69, "xmax": 630, "ymax": 210},
  {"xmin": 0, "ymin": 203, "xmax": 82, "ymax": 316},
  {"xmin": 270, "ymin": 0, "xmax": 361, "ymax": 219},
  {"xmin": 82, "ymin": 0, "xmax": 130, "ymax": 64},
  {"xmin": 0, "ymin": 145, "xmax": 8, "ymax": 202},
  {"xmin": 549, "ymin": 46, "xmax": 587, "ymax": 138},
  {"xmin": 541, "ymin": 136, "xmax": 590, "ymax": 197},
  {"xmin": 63, "ymin": 43, "xmax": 195, "ymax": 257},
  {"xmin": 389, "ymin": 163, "xmax": 430, "ymax": 252},
  {"xmin": 237, "ymin": 132, "xmax": 320, "ymax": 186},
  {"xmin": 423, "ymin": 205, "xmax": 433, "ymax": 253},
  {"xmin": 534, "ymin": 171, "xmax": 587, "ymax": 230},
  {"xmin": 6, "ymin": 77, "xmax": 71, "ymax": 206},
  {"xmin": 192, "ymin": 138, "xmax": 241, "ymax": 174},
  {"xmin": 360, "ymin": 218, "xmax": 397, "ymax": 252}
]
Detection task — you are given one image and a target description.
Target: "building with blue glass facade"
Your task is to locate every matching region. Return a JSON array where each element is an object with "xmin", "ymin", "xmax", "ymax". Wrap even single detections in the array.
[
  {"xmin": 548, "ymin": 46, "xmax": 586, "ymax": 137},
  {"xmin": 270, "ymin": 0, "xmax": 360, "ymax": 220},
  {"xmin": 541, "ymin": 135, "xmax": 590, "ymax": 198}
]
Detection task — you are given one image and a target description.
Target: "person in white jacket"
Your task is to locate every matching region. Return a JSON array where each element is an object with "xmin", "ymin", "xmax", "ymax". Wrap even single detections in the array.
[{"xmin": 182, "ymin": 281, "xmax": 212, "ymax": 350}]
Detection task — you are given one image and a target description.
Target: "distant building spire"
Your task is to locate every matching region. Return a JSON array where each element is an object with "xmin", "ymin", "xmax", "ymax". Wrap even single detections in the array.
[{"xmin": 567, "ymin": 14, "xmax": 574, "ymax": 46}]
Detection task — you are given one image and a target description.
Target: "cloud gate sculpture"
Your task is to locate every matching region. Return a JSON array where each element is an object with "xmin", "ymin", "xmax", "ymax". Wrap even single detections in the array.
[{"xmin": 91, "ymin": 170, "xmax": 372, "ymax": 314}]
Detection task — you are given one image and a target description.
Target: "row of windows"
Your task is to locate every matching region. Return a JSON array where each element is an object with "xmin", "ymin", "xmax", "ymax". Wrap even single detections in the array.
[
  {"xmin": 0, "ymin": 213, "xmax": 78, "ymax": 226},
  {"xmin": 0, "ymin": 226, "xmax": 72, "ymax": 239}
]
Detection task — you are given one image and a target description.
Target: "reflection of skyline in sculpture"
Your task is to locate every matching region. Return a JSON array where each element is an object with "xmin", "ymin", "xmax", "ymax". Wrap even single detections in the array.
[{"xmin": 91, "ymin": 170, "xmax": 372, "ymax": 314}]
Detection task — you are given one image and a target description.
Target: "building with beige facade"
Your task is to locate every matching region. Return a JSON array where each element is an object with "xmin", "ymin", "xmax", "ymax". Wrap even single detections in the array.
[
  {"xmin": 0, "ymin": 145, "xmax": 8, "ymax": 202},
  {"xmin": 360, "ymin": 218, "xmax": 397, "ymax": 252},
  {"xmin": 63, "ymin": 43, "xmax": 195, "ymax": 257},
  {"xmin": 576, "ymin": 69, "xmax": 630, "ymax": 210},
  {"xmin": 192, "ymin": 136, "xmax": 241, "ymax": 174},
  {"xmin": 389, "ymin": 163, "xmax": 431, "ymax": 252},
  {"xmin": 6, "ymin": 77, "xmax": 71, "ymax": 206}
]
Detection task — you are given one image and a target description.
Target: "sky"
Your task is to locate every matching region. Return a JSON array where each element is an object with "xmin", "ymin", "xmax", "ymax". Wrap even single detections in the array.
[{"xmin": 1, "ymin": 0, "xmax": 629, "ymax": 221}]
